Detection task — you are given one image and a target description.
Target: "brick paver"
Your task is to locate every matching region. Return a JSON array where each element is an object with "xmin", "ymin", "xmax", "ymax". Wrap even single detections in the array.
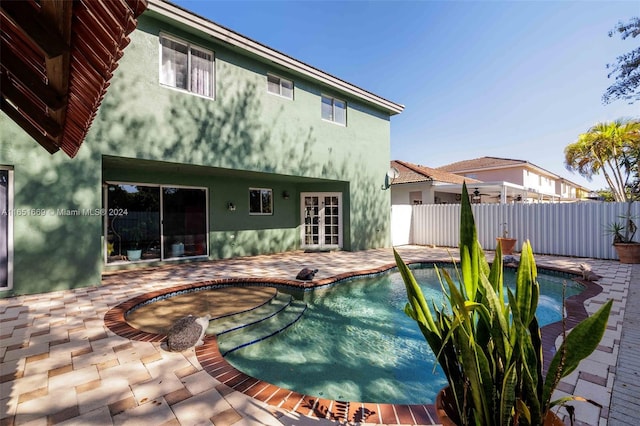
[
  {"xmin": 0, "ymin": 246, "xmax": 637, "ymax": 425},
  {"xmin": 609, "ymin": 264, "xmax": 640, "ymax": 426}
]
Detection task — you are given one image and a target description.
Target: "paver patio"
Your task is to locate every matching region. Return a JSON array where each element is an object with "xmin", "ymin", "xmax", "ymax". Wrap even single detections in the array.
[{"xmin": 1, "ymin": 246, "xmax": 637, "ymax": 425}]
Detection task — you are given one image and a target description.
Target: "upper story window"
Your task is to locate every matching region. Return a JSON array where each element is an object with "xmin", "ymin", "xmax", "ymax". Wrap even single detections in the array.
[
  {"xmin": 267, "ymin": 74, "xmax": 293, "ymax": 99},
  {"xmin": 160, "ymin": 34, "xmax": 214, "ymax": 98},
  {"xmin": 321, "ymin": 95, "xmax": 346, "ymax": 125}
]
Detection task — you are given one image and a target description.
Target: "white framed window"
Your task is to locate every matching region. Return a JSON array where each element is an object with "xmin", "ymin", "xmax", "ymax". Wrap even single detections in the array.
[
  {"xmin": 321, "ymin": 95, "xmax": 346, "ymax": 125},
  {"xmin": 159, "ymin": 34, "xmax": 214, "ymax": 98},
  {"xmin": 267, "ymin": 74, "xmax": 293, "ymax": 99},
  {"xmin": 249, "ymin": 188, "xmax": 273, "ymax": 215},
  {"xmin": 0, "ymin": 167, "xmax": 13, "ymax": 291}
]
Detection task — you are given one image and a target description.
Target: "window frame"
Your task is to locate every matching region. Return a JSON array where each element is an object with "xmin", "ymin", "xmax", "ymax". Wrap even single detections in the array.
[
  {"xmin": 267, "ymin": 74, "xmax": 294, "ymax": 100},
  {"xmin": 321, "ymin": 94, "xmax": 347, "ymax": 126},
  {"xmin": 159, "ymin": 33, "xmax": 215, "ymax": 99},
  {"xmin": 249, "ymin": 188, "xmax": 273, "ymax": 216}
]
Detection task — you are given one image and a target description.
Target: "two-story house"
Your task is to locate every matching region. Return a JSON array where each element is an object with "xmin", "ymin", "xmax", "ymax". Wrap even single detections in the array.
[
  {"xmin": 0, "ymin": 0, "xmax": 403, "ymax": 296},
  {"xmin": 437, "ymin": 157, "xmax": 590, "ymax": 203}
]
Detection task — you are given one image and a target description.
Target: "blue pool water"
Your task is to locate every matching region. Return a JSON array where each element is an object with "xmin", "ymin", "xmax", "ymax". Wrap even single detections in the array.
[{"xmin": 222, "ymin": 266, "xmax": 583, "ymax": 404}]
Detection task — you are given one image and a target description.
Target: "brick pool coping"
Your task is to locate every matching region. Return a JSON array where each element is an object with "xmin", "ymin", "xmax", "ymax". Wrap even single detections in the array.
[{"xmin": 103, "ymin": 260, "xmax": 602, "ymax": 425}]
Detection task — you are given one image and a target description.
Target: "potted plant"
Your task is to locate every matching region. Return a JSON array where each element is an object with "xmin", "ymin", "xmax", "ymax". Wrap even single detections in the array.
[
  {"xmin": 608, "ymin": 178, "xmax": 640, "ymax": 263},
  {"xmin": 125, "ymin": 222, "xmax": 144, "ymax": 261},
  {"xmin": 395, "ymin": 183, "xmax": 612, "ymax": 425},
  {"xmin": 608, "ymin": 218, "xmax": 640, "ymax": 263},
  {"xmin": 496, "ymin": 222, "xmax": 517, "ymax": 255}
]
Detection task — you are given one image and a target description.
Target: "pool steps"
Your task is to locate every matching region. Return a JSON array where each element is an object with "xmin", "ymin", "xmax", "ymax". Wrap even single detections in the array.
[
  {"xmin": 206, "ymin": 291, "xmax": 290, "ymax": 335},
  {"xmin": 209, "ymin": 290, "xmax": 307, "ymax": 356}
]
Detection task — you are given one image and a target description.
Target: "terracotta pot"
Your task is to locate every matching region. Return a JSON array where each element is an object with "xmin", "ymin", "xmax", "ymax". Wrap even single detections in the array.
[
  {"xmin": 544, "ymin": 410, "xmax": 566, "ymax": 426},
  {"xmin": 496, "ymin": 237, "xmax": 517, "ymax": 255},
  {"xmin": 435, "ymin": 387, "xmax": 565, "ymax": 425},
  {"xmin": 434, "ymin": 386, "xmax": 459, "ymax": 426},
  {"xmin": 613, "ymin": 243, "xmax": 640, "ymax": 264}
]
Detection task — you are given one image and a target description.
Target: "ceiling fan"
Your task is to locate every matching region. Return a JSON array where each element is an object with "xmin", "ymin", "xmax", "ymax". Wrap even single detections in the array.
[{"xmin": 471, "ymin": 188, "xmax": 491, "ymax": 202}]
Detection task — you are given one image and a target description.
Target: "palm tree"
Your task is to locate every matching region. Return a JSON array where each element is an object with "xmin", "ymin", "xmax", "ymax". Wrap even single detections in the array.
[{"xmin": 564, "ymin": 118, "xmax": 640, "ymax": 202}]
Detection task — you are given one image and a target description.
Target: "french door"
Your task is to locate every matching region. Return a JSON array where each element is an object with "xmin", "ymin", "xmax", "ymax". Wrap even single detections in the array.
[{"xmin": 301, "ymin": 192, "xmax": 342, "ymax": 250}]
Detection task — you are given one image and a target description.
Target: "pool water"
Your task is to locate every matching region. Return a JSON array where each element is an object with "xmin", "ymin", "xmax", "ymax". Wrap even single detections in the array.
[{"xmin": 222, "ymin": 266, "xmax": 583, "ymax": 404}]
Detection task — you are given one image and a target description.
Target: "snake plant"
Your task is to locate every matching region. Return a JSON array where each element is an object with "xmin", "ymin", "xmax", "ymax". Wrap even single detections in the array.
[{"xmin": 395, "ymin": 183, "xmax": 612, "ymax": 426}]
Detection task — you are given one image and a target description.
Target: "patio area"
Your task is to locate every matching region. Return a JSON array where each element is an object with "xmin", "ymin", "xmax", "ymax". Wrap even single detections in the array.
[{"xmin": 1, "ymin": 246, "xmax": 638, "ymax": 425}]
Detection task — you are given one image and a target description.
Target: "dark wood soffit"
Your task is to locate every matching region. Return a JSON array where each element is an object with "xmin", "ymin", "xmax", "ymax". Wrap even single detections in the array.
[{"xmin": 1, "ymin": 0, "xmax": 147, "ymax": 158}]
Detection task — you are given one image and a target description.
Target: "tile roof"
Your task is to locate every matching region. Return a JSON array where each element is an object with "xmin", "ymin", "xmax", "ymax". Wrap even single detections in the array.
[
  {"xmin": 391, "ymin": 160, "xmax": 482, "ymax": 185},
  {"xmin": 437, "ymin": 156, "xmax": 527, "ymax": 173}
]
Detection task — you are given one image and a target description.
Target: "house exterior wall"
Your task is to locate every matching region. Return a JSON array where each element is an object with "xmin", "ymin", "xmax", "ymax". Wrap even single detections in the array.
[
  {"xmin": 464, "ymin": 167, "xmax": 559, "ymax": 198},
  {"xmin": 390, "ymin": 182, "xmax": 434, "ymax": 205},
  {"xmin": 523, "ymin": 169, "xmax": 556, "ymax": 196},
  {"xmin": 0, "ymin": 12, "xmax": 395, "ymax": 296},
  {"xmin": 462, "ymin": 168, "xmax": 524, "ymax": 185},
  {"xmin": 556, "ymin": 181, "xmax": 580, "ymax": 199},
  {"xmin": 391, "ymin": 182, "xmax": 461, "ymax": 205}
]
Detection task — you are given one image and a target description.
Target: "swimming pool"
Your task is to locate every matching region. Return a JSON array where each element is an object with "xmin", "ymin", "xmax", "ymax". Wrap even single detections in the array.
[{"xmin": 221, "ymin": 266, "xmax": 583, "ymax": 405}]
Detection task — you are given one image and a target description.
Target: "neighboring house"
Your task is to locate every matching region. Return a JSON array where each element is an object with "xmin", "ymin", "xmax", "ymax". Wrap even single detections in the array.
[
  {"xmin": 0, "ymin": 0, "xmax": 403, "ymax": 296},
  {"xmin": 390, "ymin": 160, "xmax": 482, "ymax": 204},
  {"xmin": 437, "ymin": 156, "xmax": 591, "ymax": 203}
]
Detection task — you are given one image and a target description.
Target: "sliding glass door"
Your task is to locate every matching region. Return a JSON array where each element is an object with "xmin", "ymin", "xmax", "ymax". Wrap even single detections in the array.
[
  {"xmin": 0, "ymin": 168, "xmax": 11, "ymax": 289},
  {"xmin": 162, "ymin": 187, "xmax": 207, "ymax": 258},
  {"xmin": 106, "ymin": 184, "xmax": 161, "ymax": 262},
  {"xmin": 106, "ymin": 183, "xmax": 208, "ymax": 263}
]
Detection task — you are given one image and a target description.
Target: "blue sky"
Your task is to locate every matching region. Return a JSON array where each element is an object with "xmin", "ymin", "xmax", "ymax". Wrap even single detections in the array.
[{"xmin": 173, "ymin": 0, "xmax": 639, "ymax": 191}]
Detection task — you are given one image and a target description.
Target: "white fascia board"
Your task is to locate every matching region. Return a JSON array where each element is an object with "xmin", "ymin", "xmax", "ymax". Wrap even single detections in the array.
[{"xmin": 147, "ymin": 0, "xmax": 405, "ymax": 115}]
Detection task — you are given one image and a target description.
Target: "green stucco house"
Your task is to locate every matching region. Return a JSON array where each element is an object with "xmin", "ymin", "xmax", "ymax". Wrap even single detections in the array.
[{"xmin": 0, "ymin": 0, "xmax": 403, "ymax": 296}]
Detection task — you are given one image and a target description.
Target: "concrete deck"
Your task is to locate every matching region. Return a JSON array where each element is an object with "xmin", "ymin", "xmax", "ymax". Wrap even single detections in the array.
[{"xmin": 1, "ymin": 246, "xmax": 638, "ymax": 425}]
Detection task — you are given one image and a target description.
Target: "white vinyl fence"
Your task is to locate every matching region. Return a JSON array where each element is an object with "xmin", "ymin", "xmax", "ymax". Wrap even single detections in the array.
[{"xmin": 391, "ymin": 202, "xmax": 640, "ymax": 260}]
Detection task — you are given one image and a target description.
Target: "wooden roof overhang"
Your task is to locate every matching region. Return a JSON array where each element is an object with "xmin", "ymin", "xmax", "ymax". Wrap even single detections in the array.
[{"xmin": 1, "ymin": 0, "xmax": 147, "ymax": 158}]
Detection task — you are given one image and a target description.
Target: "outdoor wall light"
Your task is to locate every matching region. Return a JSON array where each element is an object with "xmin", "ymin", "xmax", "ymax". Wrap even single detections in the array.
[
  {"xmin": 227, "ymin": 202, "xmax": 236, "ymax": 211},
  {"xmin": 282, "ymin": 191, "xmax": 290, "ymax": 200}
]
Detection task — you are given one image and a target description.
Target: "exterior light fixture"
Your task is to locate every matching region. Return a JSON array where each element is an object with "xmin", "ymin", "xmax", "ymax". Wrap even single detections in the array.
[
  {"xmin": 227, "ymin": 202, "xmax": 236, "ymax": 211},
  {"xmin": 282, "ymin": 191, "xmax": 290, "ymax": 200}
]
